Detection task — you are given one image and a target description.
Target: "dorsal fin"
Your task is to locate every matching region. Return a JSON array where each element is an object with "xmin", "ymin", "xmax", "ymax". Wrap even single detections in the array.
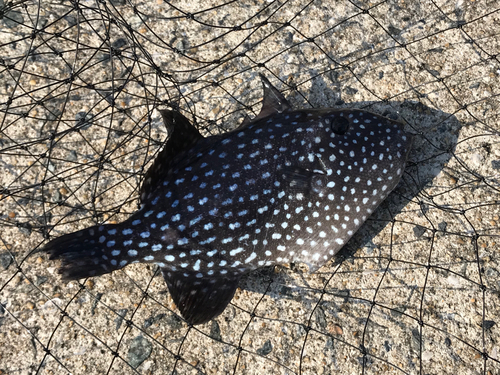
[
  {"xmin": 237, "ymin": 74, "xmax": 292, "ymax": 129},
  {"xmin": 140, "ymin": 110, "xmax": 203, "ymax": 202},
  {"xmin": 258, "ymin": 73, "xmax": 292, "ymax": 117},
  {"xmin": 238, "ymin": 113, "xmax": 252, "ymax": 128},
  {"xmin": 162, "ymin": 269, "xmax": 241, "ymax": 325}
]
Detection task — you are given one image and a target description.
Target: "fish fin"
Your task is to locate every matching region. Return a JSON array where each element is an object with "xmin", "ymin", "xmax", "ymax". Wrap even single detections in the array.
[
  {"xmin": 140, "ymin": 110, "xmax": 204, "ymax": 202},
  {"xmin": 235, "ymin": 74, "xmax": 292, "ymax": 129},
  {"xmin": 280, "ymin": 166, "xmax": 314, "ymax": 189},
  {"xmin": 42, "ymin": 224, "xmax": 125, "ymax": 280},
  {"xmin": 258, "ymin": 73, "xmax": 292, "ymax": 116},
  {"xmin": 280, "ymin": 165, "xmax": 326, "ymax": 193},
  {"xmin": 162, "ymin": 269, "xmax": 240, "ymax": 325},
  {"xmin": 237, "ymin": 113, "xmax": 252, "ymax": 129}
]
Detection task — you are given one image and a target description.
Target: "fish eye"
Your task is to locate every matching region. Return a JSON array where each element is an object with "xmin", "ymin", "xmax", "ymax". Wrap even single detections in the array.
[{"xmin": 330, "ymin": 116, "xmax": 350, "ymax": 135}]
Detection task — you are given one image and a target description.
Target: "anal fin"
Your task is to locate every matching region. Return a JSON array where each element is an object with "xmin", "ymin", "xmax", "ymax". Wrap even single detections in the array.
[{"xmin": 161, "ymin": 270, "xmax": 241, "ymax": 325}]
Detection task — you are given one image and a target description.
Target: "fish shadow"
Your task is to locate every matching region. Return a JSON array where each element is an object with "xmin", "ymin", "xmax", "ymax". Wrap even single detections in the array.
[{"xmin": 237, "ymin": 96, "xmax": 462, "ymax": 310}]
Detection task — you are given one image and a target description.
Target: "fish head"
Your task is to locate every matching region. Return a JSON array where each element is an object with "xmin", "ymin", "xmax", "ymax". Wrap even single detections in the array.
[
  {"xmin": 262, "ymin": 108, "xmax": 413, "ymax": 270},
  {"xmin": 318, "ymin": 109, "xmax": 413, "ymax": 178},
  {"xmin": 268, "ymin": 108, "xmax": 412, "ymax": 187},
  {"xmin": 321, "ymin": 109, "xmax": 412, "ymax": 198},
  {"xmin": 321, "ymin": 109, "xmax": 412, "ymax": 216}
]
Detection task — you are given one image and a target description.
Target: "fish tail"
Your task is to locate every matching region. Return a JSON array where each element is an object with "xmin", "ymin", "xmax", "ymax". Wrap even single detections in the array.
[{"xmin": 43, "ymin": 224, "xmax": 127, "ymax": 280}]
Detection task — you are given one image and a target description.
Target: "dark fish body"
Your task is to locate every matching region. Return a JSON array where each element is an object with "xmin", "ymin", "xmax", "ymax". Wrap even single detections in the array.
[{"xmin": 43, "ymin": 74, "xmax": 412, "ymax": 324}]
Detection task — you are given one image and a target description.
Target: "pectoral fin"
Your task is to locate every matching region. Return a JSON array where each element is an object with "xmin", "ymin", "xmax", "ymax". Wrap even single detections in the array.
[{"xmin": 279, "ymin": 165, "xmax": 327, "ymax": 194}]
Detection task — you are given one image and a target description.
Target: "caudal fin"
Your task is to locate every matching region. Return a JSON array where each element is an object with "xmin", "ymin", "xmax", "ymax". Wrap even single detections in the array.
[{"xmin": 43, "ymin": 224, "xmax": 125, "ymax": 280}]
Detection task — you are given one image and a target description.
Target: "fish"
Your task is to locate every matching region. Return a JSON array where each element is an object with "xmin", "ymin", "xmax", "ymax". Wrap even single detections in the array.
[{"xmin": 42, "ymin": 74, "xmax": 413, "ymax": 325}]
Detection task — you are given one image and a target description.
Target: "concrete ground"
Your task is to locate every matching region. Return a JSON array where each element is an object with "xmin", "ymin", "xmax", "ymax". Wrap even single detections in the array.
[{"xmin": 0, "ymin": 0, "xmax": 499, "ymax": 374}]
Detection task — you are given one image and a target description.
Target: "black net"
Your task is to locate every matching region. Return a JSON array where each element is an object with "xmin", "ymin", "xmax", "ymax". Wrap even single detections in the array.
[{"xmin": 1, "ymin": 0, "xmax": 499, "ymax": 374}]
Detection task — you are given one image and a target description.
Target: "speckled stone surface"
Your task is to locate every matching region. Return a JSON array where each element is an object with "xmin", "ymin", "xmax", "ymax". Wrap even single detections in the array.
[{"xmin": 0, "ymin": 0, "xmax": 499, "ymax": 374}]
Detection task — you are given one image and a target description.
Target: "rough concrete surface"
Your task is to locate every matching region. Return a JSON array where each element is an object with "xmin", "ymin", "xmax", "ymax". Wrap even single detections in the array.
[{"xmin": 0, "ymin": 0, "xmax": 499, "ymax": 374}]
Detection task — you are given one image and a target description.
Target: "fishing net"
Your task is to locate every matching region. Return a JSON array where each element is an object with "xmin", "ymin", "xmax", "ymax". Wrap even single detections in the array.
[{"xmin": 1, "ymin": 0, "xmax": 499, "ymax": 374}]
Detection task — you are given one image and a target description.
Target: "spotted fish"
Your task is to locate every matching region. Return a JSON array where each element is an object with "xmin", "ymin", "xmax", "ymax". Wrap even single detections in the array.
[{"xmin": 42, "ymin": 74, "xmax": 412, "ymax": 325}]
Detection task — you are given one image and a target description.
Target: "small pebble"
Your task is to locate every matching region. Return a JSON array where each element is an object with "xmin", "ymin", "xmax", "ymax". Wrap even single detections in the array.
[
  {"xmin": 67, "ymin": 150, "xmax": 78, "ymax": 161},
  {"xmin": 26, "ymin": 302, "xmax": 35, "ymax": 310},
  {"xmin": 86, "ymin": 279, "xmax": 95, "ymax": 289},
  {"xmin": 470, "ymin": 153, "xmax": 483, "ymax": 168},
  {"xmin": 59, "ymin": 187, "xmax": 68, "ymax": 195},
  {"xmin": 8, "ymin": 212, "xmax": 16, "ymax": 219},
  {"xmin": 256, "ymin": 340, "xmax": 273, "ymax": 356},
  {"xmin": 0, "ymin": 253, "xmax": 13, "ymax": 270},
  {"xmin": 413, "ymin": 225, "xmax": 426, "ymax": 238},
  {"xmin": 75, "ymin": 111, "xmax": 94, "ymax": 130},
  {"xmin": 127, "ymin": 335, "xmax": 153, "ymax": 368},
  {"xmin": 115, "ymin": 309, "xmax": 128, "ymax": 330},
  {"xmin": 209, "ymin": 320, "xmax": 222, "ymax": 341},
  {"xmin": 328, "ymin": 323, "xmax": 343, "ymax": 335},
  {"xmin": 483, "ymin": 320, "xmax": 495, "ymax": 330},
  {"xmin": 35, "ymin": 276, "xmax": 48, "ymax": 286},
  {"xmin": 422, "ymin": 351, "xmax": 433, "ymax": 361}
]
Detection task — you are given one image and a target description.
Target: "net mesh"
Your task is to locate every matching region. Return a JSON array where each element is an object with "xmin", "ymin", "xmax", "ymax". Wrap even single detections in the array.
[{"xmin": 1, "ymin": 0, "xmax": 499, "ymax": 374}]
